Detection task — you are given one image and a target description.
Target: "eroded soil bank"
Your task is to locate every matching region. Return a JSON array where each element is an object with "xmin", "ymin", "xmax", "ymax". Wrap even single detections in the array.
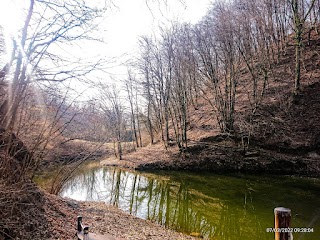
[{"xmin": 101, "ymin": 137, "xmax": 320, "ymax": 178}]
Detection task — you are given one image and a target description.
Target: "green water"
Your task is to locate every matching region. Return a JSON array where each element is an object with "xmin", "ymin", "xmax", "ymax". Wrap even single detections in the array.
[{"xmin": 59, "ymin": 166, "xmax": 320, "ymax": 239}]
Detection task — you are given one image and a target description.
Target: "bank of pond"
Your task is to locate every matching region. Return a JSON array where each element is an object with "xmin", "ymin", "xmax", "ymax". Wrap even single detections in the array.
[{"xmin": 46, "ymin": 165, "xmax": 320, "ymax": 240}]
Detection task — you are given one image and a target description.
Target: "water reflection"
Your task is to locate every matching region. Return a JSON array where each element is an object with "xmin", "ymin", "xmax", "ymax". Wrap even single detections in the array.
[{"xmin": 60, "ymin": 167, "xmax": 320, "ymax": 240}]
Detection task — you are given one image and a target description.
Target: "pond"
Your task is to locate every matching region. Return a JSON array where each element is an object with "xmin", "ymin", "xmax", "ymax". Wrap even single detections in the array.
[{"xmin": 60, "ymin": 166, "xmax": 320, "ymax": 240}]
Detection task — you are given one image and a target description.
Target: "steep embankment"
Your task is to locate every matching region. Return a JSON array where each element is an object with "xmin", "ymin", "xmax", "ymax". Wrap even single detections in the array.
[
  {"xmin": 181, "ymin": 29, "xmax": 320, "ymax": 176},
  {"xmin": 189, "ymin": 30, "xmax": 320, "ymax": 150},
  {"xmin": 103, "ymin": 30, "xmax": 320, "ymax": 177}
]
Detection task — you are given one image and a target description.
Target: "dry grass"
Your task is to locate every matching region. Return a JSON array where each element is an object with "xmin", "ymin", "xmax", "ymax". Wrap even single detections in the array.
[
  {"xmin": 101, "ymin": 143, "xmax": 177, "ymax": 169},
  {"xmin": 0, "ymin": 180, "xmax": 50, "ymax": 240},
  {"xmin": 185, "ymin": 28, "xmax": 320, "ymax": 151}
]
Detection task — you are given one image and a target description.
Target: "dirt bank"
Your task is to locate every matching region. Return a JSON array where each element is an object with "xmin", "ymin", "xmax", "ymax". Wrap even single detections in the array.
[
  {"xmin": 101, "ymin": 138, "xmax": 320, "ymax": 177},
  {"xmin": 44, "ymin": 193, "xmax": 197, "ymax": 240},
  {"xmin": 0, "ymin": 180, "xmax": 196, "ymax": 240}
]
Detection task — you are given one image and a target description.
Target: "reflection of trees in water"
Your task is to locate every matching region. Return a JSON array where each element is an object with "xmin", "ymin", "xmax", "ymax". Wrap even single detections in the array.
[
  {"xmin": 63, "ymin": 167, "xmax": 101, "ymax": 200},
  {"xmin": 60, "ymin": 167, "xmax": 264, "ymax": 239},
  {"xmin": 145, "ymin": 178, "xmax": 153, "ymax": 218},
  {"xmin": 110, "ymin": 168, "xmax": 121, "ymax": 206},
  {"xmin": 124, "ymin": 174, "xmax": 221, "ymax": 239},
  {"xmin": 216, "ymin": 204, "xmax": 241, "ymax": 240},
  {"xmin": 61, "ymin": 168, "xmax": 319, "ymax": 240},
  {"xmin": 123, "ymin": 173, "xmax": 268, "ymax": 239},
  {"xmin": 61, "ymin": 168, "xmax": 261, "ymax": 239},
  {"xmin": 129, "ymin": 174, "xmax": 138, "ymax": 214}
]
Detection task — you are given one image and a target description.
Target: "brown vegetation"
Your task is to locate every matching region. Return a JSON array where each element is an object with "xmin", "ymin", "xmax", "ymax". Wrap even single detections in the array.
[
  {"xmin": 2, "ymin": 0, "xmax": 320, "ymax": 239},
  {"xmin": 102, "ymin": 27, "xmax": 320, "ymax": 177},
  {"xmin": 0, "ymin": 178, "xmax": 195, "ymax": 240}
]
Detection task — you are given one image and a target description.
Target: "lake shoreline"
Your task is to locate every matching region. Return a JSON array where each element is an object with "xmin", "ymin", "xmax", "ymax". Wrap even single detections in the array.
[
  {"xmin": 100, "ymin": 139, "xmax": 320, "ymax": 178},
  {"xmin": 43, "ymin": 192, "xmax": 197, "ymax": 240},
  {"xmin": 29, "ymin": 136, "xmax": 320, "ymax": 239},
  {"xmin": 58, "ymin": 162, "xmax": 320, "ymax": 240},
  {"xmin": 4, "ymin": 163, "xmax": 199, "ymax": 239}
]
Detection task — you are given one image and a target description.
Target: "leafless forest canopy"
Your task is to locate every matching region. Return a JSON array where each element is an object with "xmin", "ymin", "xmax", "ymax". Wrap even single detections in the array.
[
  {"xmin": 1, "ymin": 0, "xmax": 320, "ymax": 239},
  {"xmin": 0, "ymin": 0, "xmax": 319, "ymax": 173}
]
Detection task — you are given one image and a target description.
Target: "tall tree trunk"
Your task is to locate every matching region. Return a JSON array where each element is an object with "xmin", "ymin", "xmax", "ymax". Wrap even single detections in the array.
[
  {"xmin": 135, "ymin": 91, "xmax": 143, "ymax": 147},
  {"xmin": 291, "ymin": 0, "xmax": 317, "ymax": 94},
  {"xmin": 147, "ymin": 103, "xmax": 154, "ymax": 144},
  {"xmin": 294, "ymin": 27, "xmax": 302, "ymax": 94}
]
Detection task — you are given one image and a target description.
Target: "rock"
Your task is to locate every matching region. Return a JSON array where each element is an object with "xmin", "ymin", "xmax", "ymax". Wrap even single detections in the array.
[{"xmin": 67, "ymin": 200, "xmax": 79, "ymax": 209}]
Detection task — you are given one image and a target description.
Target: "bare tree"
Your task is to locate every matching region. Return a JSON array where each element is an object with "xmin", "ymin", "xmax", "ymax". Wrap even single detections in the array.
[
  {"xmin": 137, "ymin": 36, "xmax": 155, "ymax": 145},
  {"xmin": 194, "ymin": 3, "xmax": 240, "ymax": 133},
  {"xmin": 232, "ymin": 0, "xmax": 276, "ymax": 113},
  {"xmin": 0, "ymin": 0, "xmax": 111, "ymax": 183},
  {"xmin": 125, "ymin": 70, "xmax": 140, "ymax": 148},
  {"xmin": 100, "ymin": 84, "xmax": 125, "ymax": 160},
  {"xmin": 289, "ymin": 0, "xmax": 317, "ymax": 94},
  {"xmin": 3, "ymin": 0, "xmax": 103, "ymax": 127}
]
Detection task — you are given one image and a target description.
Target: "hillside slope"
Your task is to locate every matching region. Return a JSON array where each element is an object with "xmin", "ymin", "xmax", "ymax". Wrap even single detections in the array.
[
  {"xmin": 105, "ymin": 30, "xmax": 320, "ymax": 177},
  {"xmin": 188, "ymin": 30, "xmax": 320, "ymax": 148}
]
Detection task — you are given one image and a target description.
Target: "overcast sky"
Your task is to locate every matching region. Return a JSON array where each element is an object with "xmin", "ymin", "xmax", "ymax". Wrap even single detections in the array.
[
  {"xmin": 0, "ymin": 0, "xmax": 212, "ymax": 99},
  {"xmin": 102, "ymin": 0, "xmax": 211, "ymax": 57},
  {"xmin": 95, "ymin": 0, "xmax": 212, "ymax": 80}
]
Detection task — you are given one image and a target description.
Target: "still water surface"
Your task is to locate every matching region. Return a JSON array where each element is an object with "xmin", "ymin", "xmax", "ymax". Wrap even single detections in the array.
[{"xmin": 60, "ymin": 166, "xmax": 320, "ymax": 240}]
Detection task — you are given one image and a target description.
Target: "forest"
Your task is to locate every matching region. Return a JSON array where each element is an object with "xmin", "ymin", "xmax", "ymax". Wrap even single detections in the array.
[{"xmin": 1, "ymin": 0, "xmax": 320, "ymax": 239}]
